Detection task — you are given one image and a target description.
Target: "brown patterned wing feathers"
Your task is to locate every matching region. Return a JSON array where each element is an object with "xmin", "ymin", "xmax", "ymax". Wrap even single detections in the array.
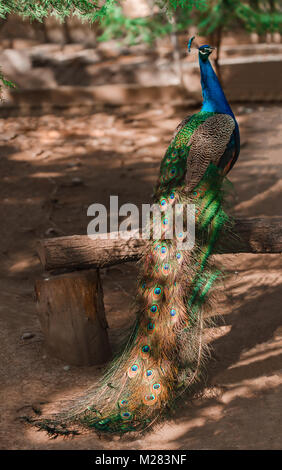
[{"xmin": 186, "ymin": 114, "xmax": 235, "ymax": 191}]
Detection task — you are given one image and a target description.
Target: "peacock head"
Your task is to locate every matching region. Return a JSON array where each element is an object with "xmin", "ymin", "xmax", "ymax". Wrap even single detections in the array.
[
  {"xmin": 188, "ymin": 36, "xmax": 215, "ymax": 61},
  {"xmin": 198, "ymin": 45, "xmax": 215, "ymax": 61}
]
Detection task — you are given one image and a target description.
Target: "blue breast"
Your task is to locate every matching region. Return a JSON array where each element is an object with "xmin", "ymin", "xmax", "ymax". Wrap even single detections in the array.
[{"xmin": 199, "ymin": 55, "xmax": 240, "ymax": 173}]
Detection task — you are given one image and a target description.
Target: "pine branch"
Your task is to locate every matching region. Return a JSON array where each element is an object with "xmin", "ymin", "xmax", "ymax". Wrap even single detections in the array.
[{"xmin": 0, "ymin": 1, "xmax": 116, "ymax": 22}]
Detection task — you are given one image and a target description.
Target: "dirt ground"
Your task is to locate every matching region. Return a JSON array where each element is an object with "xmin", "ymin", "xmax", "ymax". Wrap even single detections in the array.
[{"xmin": 0, "ymin": 102, "xmax": 281, "ymax": 450}]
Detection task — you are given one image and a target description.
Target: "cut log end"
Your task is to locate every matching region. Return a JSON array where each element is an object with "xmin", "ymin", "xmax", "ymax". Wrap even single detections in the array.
[{"xmin": 35, "ymin": 269, "xmax": 111, "ymax": 366}]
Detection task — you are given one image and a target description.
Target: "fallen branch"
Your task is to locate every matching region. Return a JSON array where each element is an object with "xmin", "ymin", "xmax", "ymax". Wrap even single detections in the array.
[{"xmin": 36, "ymin": 217, "xmax": 282, "ymax": 272}]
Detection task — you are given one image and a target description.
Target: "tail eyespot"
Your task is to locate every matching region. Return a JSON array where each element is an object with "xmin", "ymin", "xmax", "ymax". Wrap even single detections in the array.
[
  {"xmin": 152, "ymin": 383, "xmax": 161, "ymax": 395},
  {"xmin": 176, "ymin": 252, "xmax": 183, "ymax": 262},
  {"xmin": 143, "ymin": 393, "xmax": 157, "ymax": 406},
  {"xmin": 128, "ymin": 364, "xmax": 140, "ymax": 378},
  {"xmin": 150, "ymin": 304, "xmax": 158, "ymax": 315},
  {"xmin": 159, "ymin": 198, "xmax": 167, "ymax": 210},
  {"xmin": 151, "ymin": 286, "xmax": 162, "ymax": 302},
  {"xmin": 144, "ymin": 369, "xmax": 154, "ymax": 382},
  {"xmin": 141, "ymin": 344, "xmax": 151, "ymax": 358},
  {"xmin": 192, "ymin": 190, "xmax": 200, "ymax": 198},
  {"xmin": 170, "ymin": 308, "xmax": 176, "ymax": 317},
  {"xmin": 162, "ymin": 263, "xmax": 171, "ymax": 276},
  {"xmin": 119, "ymin": 399, "xmax": 128, "ymax": 408},
  {"xmin": 120, "ymin": 411, "xmax": 132, "ymax": 420}
]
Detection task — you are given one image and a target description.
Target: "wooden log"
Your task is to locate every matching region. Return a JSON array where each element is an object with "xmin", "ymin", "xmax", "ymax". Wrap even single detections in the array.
[
  {"xmin": 34, "ymin": 269, "xmax": 111, "ymax": 366},
  {"xmin": 36, "ymin": 228, "xmax": 147, "ymax": 272},
  {"xmin": 36, "ymin": 217, "xmax": 282, "ymax": 272}
]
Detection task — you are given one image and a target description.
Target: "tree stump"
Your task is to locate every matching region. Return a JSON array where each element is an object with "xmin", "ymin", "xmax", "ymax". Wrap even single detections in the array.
[{"xmin": 35, "ymin": 269, "xmax": 111, "ymax": 366}]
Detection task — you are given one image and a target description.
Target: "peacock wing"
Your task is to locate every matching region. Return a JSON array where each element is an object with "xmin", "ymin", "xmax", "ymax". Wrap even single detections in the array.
[
  {"xmin": 186, "ymin": 113, "xmax": 235, "ymax": 191},
  {"xmin": 171, "ymin": 115, "xmax": 193, "ymax": 142}
]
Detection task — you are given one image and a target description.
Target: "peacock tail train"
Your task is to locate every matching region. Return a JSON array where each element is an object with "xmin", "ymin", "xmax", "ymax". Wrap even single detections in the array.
[{"xmin": 29, "ymin": 41, "xmax": 240, "ymax": 436}]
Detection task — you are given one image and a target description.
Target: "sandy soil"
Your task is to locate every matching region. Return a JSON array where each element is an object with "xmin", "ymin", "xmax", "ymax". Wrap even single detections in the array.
[{"xmin": 0, "ymin": 102, "xmax": 281, "ymax": 450}]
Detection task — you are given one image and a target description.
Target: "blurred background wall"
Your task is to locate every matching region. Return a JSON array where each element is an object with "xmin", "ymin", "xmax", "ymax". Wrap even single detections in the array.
[{"xmin": 0, "ymin": 0, "xmax": 281, "ymax": 115}]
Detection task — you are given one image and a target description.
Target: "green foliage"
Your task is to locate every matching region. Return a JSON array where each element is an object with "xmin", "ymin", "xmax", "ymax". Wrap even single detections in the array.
[
  {"xmin": 0, "ymin": 0, "xmax": 117, "ymax": 22},
  {"xmin": 96, "ymin": 0, "xmax": 282, "ymax": 46},
  {"xmin": 0, "ymin": 0, "xmax": 280, "ymax": 37},
  {"xmin": 196, "ymin": 0, "xmax": 282, "ymax": 35},
  {"xmin": 97, "ymin": 1, "xmax": 207, "ymax": 45},
  {"xmin": 156, "ymin": 0, "xmax": 207, "ymax": 13},
  {"xmin": 98, "ymin": 5, "xmax": 169, "ymax": 45},
  {"xmin": 0, "ymin": 1, "xmax": 207, "ymax": 44}
]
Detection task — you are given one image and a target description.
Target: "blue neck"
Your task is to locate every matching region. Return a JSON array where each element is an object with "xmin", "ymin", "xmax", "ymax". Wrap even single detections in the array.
[{"xmin": 199, "ymin": 55, "xmax": 234, "ymax": 118}]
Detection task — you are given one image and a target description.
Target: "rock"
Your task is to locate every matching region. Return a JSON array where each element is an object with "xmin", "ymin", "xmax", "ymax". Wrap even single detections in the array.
[
  {"xmin": 63, "ymin": 365, "xmax": 70, "ymax": 371},
  {"xmin": 21, "ymin": 332, "xmax": 34, "ymax": 340}
]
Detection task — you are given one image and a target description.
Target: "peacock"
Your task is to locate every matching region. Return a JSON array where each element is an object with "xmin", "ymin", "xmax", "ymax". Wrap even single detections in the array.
[{"xmin": 29, "ymin": 37, "xmax": 240, "ymax": 436}]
